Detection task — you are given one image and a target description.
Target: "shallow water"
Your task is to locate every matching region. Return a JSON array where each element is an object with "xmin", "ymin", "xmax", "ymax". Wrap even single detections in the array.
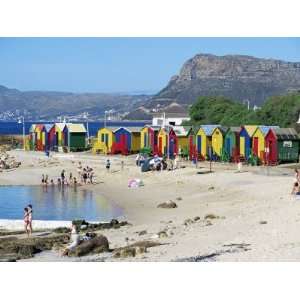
[{"xmin": 0, "ymin": 185, "xmax": 123, "ymax": 221}]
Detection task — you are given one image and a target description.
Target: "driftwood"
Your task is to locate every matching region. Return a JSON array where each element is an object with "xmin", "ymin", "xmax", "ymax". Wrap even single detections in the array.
[{"xmin": 68, "ymin": 235, "xmax": 109, "ymax": 257}]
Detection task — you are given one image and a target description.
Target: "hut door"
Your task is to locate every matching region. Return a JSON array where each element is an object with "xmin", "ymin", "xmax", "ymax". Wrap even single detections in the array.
[
  {"xmin": 197, "ymin": 136, "xmax": 201, "ymax": 154},
  {"xmin": 253, "ymin": 137, "xmax": 259, "ymax": 156},
  {"xmin": 225, "ymin": 137, "xmax": 231, "ymax": 155},
  {"xmin": 240, "ymin": 137, "xmax": 245, "ymax": 157},
  {"xmin": 169, "ymin": 138, "xmax": 174, "ymax": 158}
]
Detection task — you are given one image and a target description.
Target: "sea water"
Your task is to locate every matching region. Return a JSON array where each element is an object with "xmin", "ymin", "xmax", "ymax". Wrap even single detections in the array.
[{"xmin": 0, "ymin": 185, "xmax": 123, "ymax": 221}]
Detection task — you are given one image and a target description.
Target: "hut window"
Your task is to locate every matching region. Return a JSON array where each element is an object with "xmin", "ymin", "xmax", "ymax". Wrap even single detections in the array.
[{"xmin": 101, "ymin": 134, "xmax": 105, "ymax": 142}]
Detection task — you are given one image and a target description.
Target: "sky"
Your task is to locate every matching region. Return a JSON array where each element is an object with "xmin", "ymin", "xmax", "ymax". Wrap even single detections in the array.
[{"xmin": 1, "ymin": 37, "xmax": 300, "ymax": 94}]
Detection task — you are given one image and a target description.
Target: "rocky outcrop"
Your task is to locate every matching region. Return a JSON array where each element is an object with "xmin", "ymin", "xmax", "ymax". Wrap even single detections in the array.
[{"xmin": 155, "ymin": 54, "xmax": 300, "ymax": 106}]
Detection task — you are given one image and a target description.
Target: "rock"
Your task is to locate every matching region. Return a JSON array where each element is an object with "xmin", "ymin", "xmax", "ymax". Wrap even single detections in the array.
[
  {"xmin": 158, "ymin": 231, "xmax": 168, "ymax": 238},
  {"xmin": 53, "ymin": 227, "xmax": 71, "ymax": 234},
  {"xmin": 113, "ymin": 247, "xmax": 136, "ymax": 258},
  {"xmin": 193, "ymin": 216, "xmax": 201, "ymax": 222},
  {"xmin": 259, "ymin": 221, "xmax": 268, "ymax": 225},
  {"xmin": 157, "ymin": 200, "xmax": 177, "ymax": 209},
  {"xmin": 206, "ymin": 220, "xmax": 213, "ymax": 226},
  {"xmin": 204, "ymin": 214, "xmax": 219, "ymax": 220},
  {"xmin": 208, "ymin": 186, "xmax": 215, "ymax": 191},
  {"xmin": 183, "ymin": 218, "xmax": 194, "ymax": 226},
  {"xmin": 138, "ymin": 230, "xmax": 147, "ymax": 236},
  {"xmin": 80, "ymin": 225, "xmax": 88, "ymax": 230},
  {"xmin": 69, "ymin": 235, "xmax": 109, "ymax": 257},
  {"xmin": 176, "ymin": 197, "xmax": 182, "ymax": 201}
]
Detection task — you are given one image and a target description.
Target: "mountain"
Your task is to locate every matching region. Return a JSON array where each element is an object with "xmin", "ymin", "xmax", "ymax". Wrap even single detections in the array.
[
  {"xmin": 154, "ymin": 54, "xmax": 300, "ymax": 106},
  {"xmin": 0, "ymin": 85, "xmax": 151, "ymax": 121}
]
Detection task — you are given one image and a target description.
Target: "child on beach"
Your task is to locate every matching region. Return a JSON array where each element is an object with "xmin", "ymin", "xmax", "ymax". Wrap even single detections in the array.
[
  {"xmin": 106, "ymin": 159, "xmax": 111, "ymax": 172},
  {"xmin": 24, "ymin": 207, "xmax": 30, "ymax": 237},
  {"xmin": 27, "ymin": 204, "xmax": 33, "ymax": 235},
  {"xmin": 291, "ymin": 182, "xmax": 300, "ymax": 195}
]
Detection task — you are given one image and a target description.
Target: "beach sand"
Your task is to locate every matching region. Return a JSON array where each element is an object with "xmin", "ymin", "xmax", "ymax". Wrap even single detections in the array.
[{"xmin": 1, "ymin": 149, "xmax": 300, "ymax": 262}]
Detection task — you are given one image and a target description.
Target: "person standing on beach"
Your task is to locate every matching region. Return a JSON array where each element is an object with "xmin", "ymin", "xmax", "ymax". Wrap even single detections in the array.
[
  {"xmin": 27, "ymin": 204, "xmax": 33, "ymax": 235},
  {"xmin": 77, "ymin": 162, "xmax": 83, "ymax": 183},
  {"xmin": 24, "ymin": 207, "xmax": 30, "ymax": 237},
  {"xmin": 106, "ymin": 159, "xmax": 111, "ymax": 172}
]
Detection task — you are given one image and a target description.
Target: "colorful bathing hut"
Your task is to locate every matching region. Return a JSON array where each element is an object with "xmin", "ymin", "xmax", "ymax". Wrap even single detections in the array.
[
  {"xmin": 239, "ymin": 125, "xmax": 257, "ymax": 159},
  {"xmin": 265, "ymin": 128, "xmax": 300, "ymax": 164},
  {"xmin": 93, "ymin": 127, "xmax": 117, "ymax": 154},
  {"xmin": 173, "ymin": 126, "xmax": 190, "ymax": 156},
  {"xmin": 63, "ymin": 123, "xmax": 87, "ymax": 151},
  {"xmin": 140, "ymin": 125, "xmax": 160, "ymax": 155},
  {"xmin": 54, "ymin": 123, "xmax": 66, "ymax": 148},
  {"xmin": 211, "ymin": 126, "xmax": 227, "ymax": 157},
  {"xmin": 252, "ymin": 126, "xmax": 279, "ymax": 161},
  {"xmin": 34, "ymin": 124, "xmax": 45, "ymax": 151},
  {"xmin": 112, "ymin": 127, "xmax": 142, "ymax": 155},
  {"xmin": 42, "ymin": 124, "xmax": 54, "ymax": 151},
  {"xmin": 196, "ymin": 125, "xmax": 219, "ymax": 159},
  {"xmin": 158, "ymin": 126, "xmax": 178, "ymax": 158},
  {"xmin": 224, "ymin": 127, "xmax": 240, "ymax": 161},
  {"xmin": 28, "ymin": 124, "xmax": 36, "ymax": 150}
]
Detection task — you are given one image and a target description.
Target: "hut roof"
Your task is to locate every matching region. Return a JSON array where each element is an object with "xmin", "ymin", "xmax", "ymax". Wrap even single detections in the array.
[
  {"xmin": 43, "ymin": 124, "xmax": 53, "ymax": 132},
  {"xmin": 200, "ymin": 125, "xmax": 220, "ymax": 136},
  {"xmin": 273, "ymin": 128, "xmax": 299, "ymax": 140},
  {"xmin": 228, "ymin": 126, "xmax": 241, "ymax": 134},
  {"xmin": 115, "ymin": 127, "xmax": 143, "ymax": 133},
  {"xmin": 55, "ymin": 123, "xmax": 67, "ymax": 131},
  {"xmin": 143, "ymin": 125, "xmax": 161, "ymax": 131},
  {"xmin": 99, "ymin": 127, "xmax": 119, "ymax": 132},
  {"xmin": 35, "ymin": 124, "xmax": 44, "ymax": 131},
  {"xmin": 29, "ymin": 124, "xmax": 36, "ymax": 132},
  {"xmin": 66, "ymin": 123, "xmax": 87, "ymax": 133},
  {"xmin": 172, "ymin": 126, "xmax": 190, "ymax": 137},
  {"xmin": 243, "ymin": 125, "xmax": 258, "ymax": 137},
  {"xmin": 258, "ymin": 125, "xmax": 279, "ymax": 136}
]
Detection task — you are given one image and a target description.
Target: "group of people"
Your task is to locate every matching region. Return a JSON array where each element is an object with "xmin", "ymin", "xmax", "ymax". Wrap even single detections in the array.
[
  {"xmin": 23, "ymin": 204, "xmax": 33, "ymax": 237},
  {"xmin": 41, "ymin": 171, "xmax": 79, "ymax": 187},
  {"xmin": 291, "ymin": 169, "xmax": 300, "ymax": 195}
]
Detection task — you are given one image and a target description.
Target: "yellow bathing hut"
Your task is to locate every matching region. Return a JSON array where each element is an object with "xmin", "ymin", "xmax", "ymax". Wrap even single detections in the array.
[
  {"xmin": 173, "ymin": 126, "xmax": 190, "ymax": 155},
  {"xmin": 211, "ymin": 126, "xmax": 227, "ymax": 157},
  {"xmin": 196, "ymin": 125, "xmax": 219, "ymax": 159},
  {"xmin": 92, "ymin": 127, "xmax": 117, "ymax": 154},
  {"xmin": 54, "ymin": 123, "xmax": 66, "ymax": 147}
]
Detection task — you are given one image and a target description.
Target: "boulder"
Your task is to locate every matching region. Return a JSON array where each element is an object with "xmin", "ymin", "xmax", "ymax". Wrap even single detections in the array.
[
  {"xmin": 68, "ymin": 235, "xmax": 109, "ymax": 257},
  {"xmin": 157, "ymin": 200, "xmax": 177, "ymax": 209},
  {"xmin": 183, "ymin": 218, "xmax": 194, "ymax": 226},
  {"xmin": 158, "ymin": 231, "xmax": 168, "ymax": 238}
]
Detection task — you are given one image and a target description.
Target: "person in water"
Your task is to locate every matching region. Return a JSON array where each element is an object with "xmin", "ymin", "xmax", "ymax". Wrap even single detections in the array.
[
  {"xmin": 41, "ymin": 174, "xmax": 45, "ymax": 185},
  {"xmin": 24, "ymin": 207, "xmax": 30, "ymax": 237}
]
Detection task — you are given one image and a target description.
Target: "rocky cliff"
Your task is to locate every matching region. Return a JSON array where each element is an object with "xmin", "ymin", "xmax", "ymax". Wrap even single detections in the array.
[{"xmin": 155, "ymin": 54, "xmax": 300, "ymax": 106}]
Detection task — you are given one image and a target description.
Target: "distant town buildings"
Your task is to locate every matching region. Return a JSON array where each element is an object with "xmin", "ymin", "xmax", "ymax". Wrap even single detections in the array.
[{"xmin": 152, "ymin": 112, "xmax": 190, "ymax": 126}]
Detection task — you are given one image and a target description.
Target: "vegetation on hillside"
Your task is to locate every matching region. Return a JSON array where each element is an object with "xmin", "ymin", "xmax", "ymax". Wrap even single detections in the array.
[{"xmin": 186, "ymin": 94, "xmax": 300, "ymax": 128}]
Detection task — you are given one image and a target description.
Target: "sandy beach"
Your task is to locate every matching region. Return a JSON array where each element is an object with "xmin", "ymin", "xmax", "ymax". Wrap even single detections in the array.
[{"xmin": 1, "ymin": 149, "xmax": 300, "ymax": 261}]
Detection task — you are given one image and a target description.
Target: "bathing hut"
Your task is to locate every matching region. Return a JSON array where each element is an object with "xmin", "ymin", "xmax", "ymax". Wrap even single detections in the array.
[
  {"xmin": 93, "ymin": 127, "xmax": 117, "ymax": 154},
  {"xmin": 140, "ymin": 125, "xmax": 160, "ymax": 155},
  {"xmin": 112, "ymin": 127, "xmax": 142, "ymax": 155},
  {"xmin": 252, "ymin": 126, "xmax": 279, "ymax": 162},
  {"xmin": 265, "ymin": 128, "xmax": 300, "ymax": 164},
  {"xmin": 34, "ymin": 124, "xmax": 45, "ymax": 151},
  {"xmin": 158, "ymin": 126, "xmax": 178, "ymax": 158},
  {"xmin": 42, "ymin": 124, "xmax": 54, "ymax": 151},
  {"xmin": 173, "ymin": 126, "xmax": 192, "ymax": 158},
  {"xmin": 196, "ymin": 125, "xmax": 219, "ymax": 159},
  {"xmin": 63, "ymin": 123, "xmax": 87, "ymax": 151},
  {"xmin": 211, "ymin": 126, "xmax": 227, "ymax": 157},
  {"xmin": 54, "ymin": 123, "xmax": 66, "ymax": 148},
  {"xmin": 28, "ymin": 124, "xmax": 36, "ymax": 150},
  {"xmin": 239, "ymin": 125, "xmax": 257, "ymax": 159},
  {"xmin": 224, "ymin": 127, "xmax": 240, "ymax": 160}
]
